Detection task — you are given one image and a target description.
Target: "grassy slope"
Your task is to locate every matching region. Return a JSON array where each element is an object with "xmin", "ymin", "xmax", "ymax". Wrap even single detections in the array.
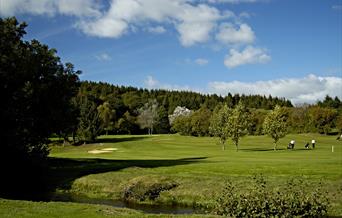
[{"xmin": 49, "ymin": 134, "xmax": 342, "ymax": 215}]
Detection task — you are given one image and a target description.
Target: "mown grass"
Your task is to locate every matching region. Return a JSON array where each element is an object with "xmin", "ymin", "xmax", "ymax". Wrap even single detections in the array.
[
  {"xmin": 1, "ymin": 134, "xmax": 341, "ymax": 217},
  {"xmin": 48, "ymin": 134, "xmax": 342, "ymax": 216}
]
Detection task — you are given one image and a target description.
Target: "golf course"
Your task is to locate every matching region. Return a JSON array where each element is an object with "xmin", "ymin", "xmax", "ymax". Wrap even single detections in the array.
[{"xmin": 1, "ymin": 133, "xmax": 341, "ymax": 217}]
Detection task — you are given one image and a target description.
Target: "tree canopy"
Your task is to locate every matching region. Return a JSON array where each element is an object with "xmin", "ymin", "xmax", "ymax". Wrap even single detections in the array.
[
  {"xmin": 0, "ymin": 17, "xmax": 80, "ymax": 196},
  {"xmin": 263, "ymin": 105, "xmax": 289, "ymax": 150}
]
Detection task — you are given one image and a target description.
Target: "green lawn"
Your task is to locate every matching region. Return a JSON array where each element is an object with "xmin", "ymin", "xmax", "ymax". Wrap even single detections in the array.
[{"xmin": 1, "ymin": 134, "xmax": 341, "ymax": 217}]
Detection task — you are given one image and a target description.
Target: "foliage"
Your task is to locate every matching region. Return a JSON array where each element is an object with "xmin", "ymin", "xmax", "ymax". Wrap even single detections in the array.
[
  {"xmin": 308, "ymin": 106, "xmax": 338, "ymax": 134},
  {"xmin": 171, "ymin": 114, "xmax": 192, "ymax": 135},
  {"xmin": 288, "ymin": 106, "xmax": 311, "ymax": 133},
  {"xmin": 318, "ymin": 95, "xmax": 342, "ymax": 109},
  {"xmin": 116, "ymin": 111, "xmax": 139, "ymax": 134},
  {"xmin": 248, "ymin": 109, "xmax": 268, "ymax": 135},
  {"xmin": 212, "ymin": 176, "xmax": 329, "ymax": 218},
  {"xmin": 76, "ymin": 96, "xmax": 102, "ymax": 143},
  {"xmin": 78, "ymin": 81, "xmax": 294, "ymax": 135},
  {"xmin": 171, "ymin": 106, "xmax": 212, "ymax": 136},
  {"xmin": 336, "ymin": 114, "xmax": 342, "ymax": 134},
  {"xmin": 97, "ymin": 101, "xmax": 115, "ymax": 135},
  {"xmin": 263, "ymin": 105, "xmax": 289, "ymax": 150},
  {"xmin": 209, "ymin": 104, "xmax": 232, "ymax": 150},
  {"xmin": 76, "ymin": 82, "xmax": 341, "ymax": 136},
  {"xmin": 0, "ymin": 17, "xmax": 79, "ymax": 196},
  {"xmin": 190, "ymin": 107, "xmax": 212, "ymax": 137},
  {"xmin": 209, "ymin": 102, "xmax": 251, "ymax": 151},
  {"xmin": 154, "ymin": 106, "xmax": 171, "ymax": 134},
  {"xmin": 227, "ymin": 102, "xmax": 251, "ymax": 151},
  {"xmin": 137, "ymin": 99, "xmax": 159, "ymax": 135}
]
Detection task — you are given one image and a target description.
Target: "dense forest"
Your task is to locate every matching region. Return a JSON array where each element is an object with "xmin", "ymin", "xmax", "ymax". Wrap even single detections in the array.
[{"xmin": 70, "ymin": 81, "xmax": 342, "ymax": 141}]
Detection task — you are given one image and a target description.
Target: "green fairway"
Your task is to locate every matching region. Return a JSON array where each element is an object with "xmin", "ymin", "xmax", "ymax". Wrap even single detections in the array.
[
  {"xmin": 47, "ymin": 134, "xmax": 342, "ymax": 216},
  {"xmin": 2, "ymin": 134, "xmax": 341, "ymax": 217}
]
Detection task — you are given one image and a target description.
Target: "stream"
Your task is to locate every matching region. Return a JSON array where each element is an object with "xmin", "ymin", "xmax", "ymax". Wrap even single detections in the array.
[{"xmin": 50, "ymin": 192, "xmax": 201, "ymax": 215}]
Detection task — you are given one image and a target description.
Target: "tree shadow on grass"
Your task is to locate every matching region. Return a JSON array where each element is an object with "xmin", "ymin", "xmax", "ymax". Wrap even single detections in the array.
[
  {"xmin": 50, "ymin": 136, "xmax": 149, "ymax": 146},
  {"xmin": 95, "ymin": 136, "xmax": 148, "ymax": 144},
  {"xmin": 240, "ymin": 148, "xmax": 286, "ymax": 152},
  {"xmin": 0, "ymin": 156, "xmax": 207, "ymax": 201},
  {"xmin": 240, "ymin": 148, "xmax": 313, "ymax": 152}
]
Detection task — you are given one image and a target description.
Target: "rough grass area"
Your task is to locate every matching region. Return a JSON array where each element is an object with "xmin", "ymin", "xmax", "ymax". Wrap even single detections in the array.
[
  {"xmin": 6, "ymin": 133, "xmax": 340, "ymax": 217},
  {"xmin": 122, "ymin": 175, "xmax": 178, "ymax": 202}
]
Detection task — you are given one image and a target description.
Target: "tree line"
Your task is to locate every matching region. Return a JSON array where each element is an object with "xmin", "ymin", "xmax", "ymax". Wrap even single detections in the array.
[
  {"xmin": 70, "ymin": 81, "xmax": 293, "ymax": 140},
  {"xmin": 73, "ymin": 81, "xmax": 341, "ymax": 142}
]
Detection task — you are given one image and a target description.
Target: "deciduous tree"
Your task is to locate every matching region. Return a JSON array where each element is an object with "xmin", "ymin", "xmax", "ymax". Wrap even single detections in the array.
[
  {"xmin": 227, "ymin": 102, "xmax": 251, "ymax": 151},
  {"xmin": 263, "ymin": 105, "xmax": 288, "ymax": 150},
  {"xmin": 210, "ymin": 104, "xmax": 232, "ymax": 150},
  {"xmin": 137, "ymin": 99, "xmax": 159, "ymax": 135},
  {"xmin": 0, "ymin": 17, "xmax": 80, "ymax": 196}
]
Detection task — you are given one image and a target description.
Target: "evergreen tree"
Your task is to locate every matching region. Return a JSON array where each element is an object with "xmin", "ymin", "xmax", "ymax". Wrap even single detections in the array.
[{"xmin": 76, "ymin": 96, "xmax": 102, "ymax": 143}]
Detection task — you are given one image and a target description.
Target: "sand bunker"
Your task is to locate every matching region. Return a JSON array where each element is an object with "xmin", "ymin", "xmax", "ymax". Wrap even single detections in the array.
[
  {"xmin": 101, "ymin": 148, "xmax": 118, "ymax": 151},
  {"xmin": 88, "ymin": 147, "xmax": 118, "ymax": 154}
]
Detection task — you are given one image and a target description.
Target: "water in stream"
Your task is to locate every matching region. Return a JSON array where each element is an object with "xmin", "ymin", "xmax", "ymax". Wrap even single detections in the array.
[{"xmin": 51, "ymin": 192, "xmax": 200, "ymax": 215}]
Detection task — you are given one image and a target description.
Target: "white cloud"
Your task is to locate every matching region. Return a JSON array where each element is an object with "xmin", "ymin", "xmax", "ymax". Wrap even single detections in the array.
[
  {"xmin": 224, "ymin": 46, "xmax": 271, "ymax": 68},
  {"xmin": 0, "ymin": 0, "xmax": 100, "ymax": 17},
  {"xmin": 239, "ymin": 12, "xmax": 251, "ymax": 18},
  {"xmin": 75, "ymin": 0, "xmax": 224, "ymax": 46},
  {"xmin": 206, "ymin": 0, "xmax": 258, "ymax": 3},
  {"xmin": 216, "ymin": 22, "xmax": 255, "ymax": 45},
  {"xmin": 95, "ymin": 53, "xmax": 111, "ymax": 61},
  {"xmin": 147, "ymin": 26, "xmax": 166, "ymax": 34},
  {"xmin": 1, "ymin": 0, "xmax": 272, "ymax": 69},
  {"xmin": 144, "ymin": 75, "xmax": 192, "ymax": 91},
  {"xmin": 0, "ymin": 0, "xmax": 259, "ymax": 48},
  {"xmin": 195, "ymin": 58, "xmax": 209, "ymax": 65},
  {"xmin": 77, "ymin": 17, "xmax": 128, "ymax": 38},
  {"xmin": 208, "ymin": 74, "xmax": 342, "ymax": 104},
  {"xmin": 56, "ymin": 0, "xmax": 101, "ymax": 17},
  {"xmin": 144, "ymin": 76, "xmax": 159, "ymax": 88},
  {"xmin": 177, "ymin": 21, "xmax": 215, "ymax": 46}
]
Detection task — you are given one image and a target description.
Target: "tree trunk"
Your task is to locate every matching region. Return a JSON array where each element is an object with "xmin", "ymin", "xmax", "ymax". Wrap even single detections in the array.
[
  {"xmin": 274, "ymin": 142, "xmax": 277, "ymax": 151},
  {"xmin": 222, "ymin": 143, "xmax": 225, "ymax": 151},
  {"xmin": 236, "ymin": 143, "xmax": 239, "ymax": 152}
]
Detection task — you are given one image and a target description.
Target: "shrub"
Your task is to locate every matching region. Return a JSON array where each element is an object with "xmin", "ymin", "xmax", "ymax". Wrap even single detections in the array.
[{"xmin": 212, "ymin": 176, "xmax": 329, "ymax": 217}]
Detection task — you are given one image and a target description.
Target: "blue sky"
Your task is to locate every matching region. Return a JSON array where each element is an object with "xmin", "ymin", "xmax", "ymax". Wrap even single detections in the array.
[{"xmin": 0, "ymin": 0, "xmax": 341, "ymax": 104}]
